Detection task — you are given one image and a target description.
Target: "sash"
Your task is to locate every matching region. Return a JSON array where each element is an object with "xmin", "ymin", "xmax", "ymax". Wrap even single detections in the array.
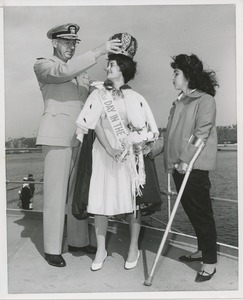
[
  {"xmin": 97, "ymin": 87, "xmax": 145, "ymax": 216},
  {"xmin": 98, "ymin": 88, "xmax": 128, "ymax": 148}
]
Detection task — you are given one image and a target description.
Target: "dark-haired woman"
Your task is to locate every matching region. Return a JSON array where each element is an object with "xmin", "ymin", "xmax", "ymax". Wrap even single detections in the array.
[
  {"xmin": 75, "ymin": 33, "xmax": 161, "ymax": 271},
  {"xmin": 164, "ymin": 54, "xmax": 219, "ymax": 282}
]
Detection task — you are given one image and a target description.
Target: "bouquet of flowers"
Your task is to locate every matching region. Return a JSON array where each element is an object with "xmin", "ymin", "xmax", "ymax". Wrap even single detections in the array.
[
  {"xmin": 117, "ymin": 123, "xmax": 157, "ymax": 210},
  {"xmin": 119, "ymin": 122, "xmax": 156, "ymax": 161}
]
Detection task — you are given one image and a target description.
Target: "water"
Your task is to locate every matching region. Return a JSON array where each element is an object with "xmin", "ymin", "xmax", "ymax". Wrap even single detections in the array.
[
  {"xmin": 5, "ymin": 150, "xmax": 238, "ymax": 247},
  {"xmin": 151, "ymin": 151, "xmax": 238, "ymax": 247}
]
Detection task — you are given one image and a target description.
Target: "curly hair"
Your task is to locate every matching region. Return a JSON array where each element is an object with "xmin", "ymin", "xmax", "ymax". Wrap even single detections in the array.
[
  {"xmin": 170, "ymin": 54, "xmax": 219, "ymax": 96},
  {"xmin": 108, "ymin": 54, "xmax": 137, "ymax": 83}
]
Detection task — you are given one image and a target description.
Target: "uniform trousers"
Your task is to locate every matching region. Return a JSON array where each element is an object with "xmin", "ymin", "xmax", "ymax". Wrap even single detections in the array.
[
  {"xmin": 173, "ymin": 169, "xmax": 217, "ymax": 264},
  {"xmin": 42, "ymin": 145, "xmax": 89, "ymax": 254}
]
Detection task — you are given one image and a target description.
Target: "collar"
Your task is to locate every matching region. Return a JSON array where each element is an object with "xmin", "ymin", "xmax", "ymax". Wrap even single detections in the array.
[
  {"xmin": 51, "ymin": 55, "xmax": 67, "ymax": 63},
  {"xmin": 173, "ymin": 89, "xmax": 205, "ymax": 105},
  {"xmin": 104, "ymin": 79, "xmax": 131, "ymax": 98},
  {"xmin": 177, "ymin": 89, "xmax": 196, "ymax": 100},
  {"xmin": 182, "ymin": 89, "xmax": 205, "ymax": 98}
]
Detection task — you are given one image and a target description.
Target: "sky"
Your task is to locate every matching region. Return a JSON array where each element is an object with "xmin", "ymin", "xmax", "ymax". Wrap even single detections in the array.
[{"xmin": 3, "ymin": 3, "xmax": 237, "ymax": 140}]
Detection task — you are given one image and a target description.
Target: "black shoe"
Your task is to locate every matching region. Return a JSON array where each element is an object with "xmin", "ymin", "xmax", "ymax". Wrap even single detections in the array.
[
  {"xmin": 44, "ymin": 253, "xmax": 66, "ymax": 267},
  {"xmin": 195, "ymin": 268, "xmax": 216, "ymax": 282},
  {"xmin": 179, "ymin": 255, "xmax": 203, "ymax": 262},
  {"xmin": 68, "ymin": 245, "xmax": 97, "ymax": 254}
]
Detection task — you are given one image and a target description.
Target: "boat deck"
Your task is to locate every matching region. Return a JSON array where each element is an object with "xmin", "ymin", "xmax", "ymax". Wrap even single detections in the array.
[{"xmin": 5, "ymin": 209, "xmax": 239, "ymax": 299}]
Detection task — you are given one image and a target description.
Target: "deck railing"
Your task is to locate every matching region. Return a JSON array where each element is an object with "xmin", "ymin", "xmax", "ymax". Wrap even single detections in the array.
[{"xmin": 6, "ymin": 174, "xmax": 237, "ymax": 234}]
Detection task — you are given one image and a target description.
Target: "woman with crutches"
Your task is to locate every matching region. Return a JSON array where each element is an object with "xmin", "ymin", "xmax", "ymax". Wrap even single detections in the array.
[{"xmin": 164, "ymin": 54, "xmax": 219, "ymax": 282}]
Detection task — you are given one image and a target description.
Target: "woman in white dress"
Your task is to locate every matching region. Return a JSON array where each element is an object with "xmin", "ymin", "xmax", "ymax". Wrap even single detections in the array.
[{"xmin": 75, "ymin": 33, "xmax": 161, "ymax": 271}]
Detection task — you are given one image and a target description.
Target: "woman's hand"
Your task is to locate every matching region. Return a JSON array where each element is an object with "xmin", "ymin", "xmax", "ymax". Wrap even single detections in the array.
[
  {"xmin": 133, "ymin": 142, "xmax": 145, "ymax": 155},
  {"xmin": 175, "ymin": 161, "xmax": 189, "ymax": 174},
  {"xmin": 150, "ymin": 132, "xmax": 159, "ymax": 142},
  {"xmin": 105, "ymin": 146, "xmax": 123, "ymax": 162}
]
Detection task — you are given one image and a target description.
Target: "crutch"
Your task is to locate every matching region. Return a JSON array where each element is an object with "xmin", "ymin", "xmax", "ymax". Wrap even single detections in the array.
[{"xmin": 144, "ymin": 135, "xmax": 205, "ymax": 286}]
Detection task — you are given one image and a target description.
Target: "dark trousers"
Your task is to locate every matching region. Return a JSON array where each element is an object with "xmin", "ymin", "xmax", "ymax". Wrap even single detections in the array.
[{"xmin": 173, "ymin": 169, "xmax": 217, "ymax": 264}]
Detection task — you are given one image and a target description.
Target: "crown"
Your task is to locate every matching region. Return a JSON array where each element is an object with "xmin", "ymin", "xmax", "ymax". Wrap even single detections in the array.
[{"xmin": 108, "ymin": 32, "xmax": 138, "ymax": 59}]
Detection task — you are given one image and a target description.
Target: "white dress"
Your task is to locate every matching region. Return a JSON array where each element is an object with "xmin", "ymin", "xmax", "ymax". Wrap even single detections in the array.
[{"xmin": 87, "ymin": 97, "xmax": 134, "ymax": 216}]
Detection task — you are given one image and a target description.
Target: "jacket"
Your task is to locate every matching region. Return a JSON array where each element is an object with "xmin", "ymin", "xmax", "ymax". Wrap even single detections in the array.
[
  {"xmin": 164, "ymin": 89, "xmax": 217, "ymax": 173},
  {"xmin": 34, "ymin": 51, "xmax": 96, "ymax": 146}
]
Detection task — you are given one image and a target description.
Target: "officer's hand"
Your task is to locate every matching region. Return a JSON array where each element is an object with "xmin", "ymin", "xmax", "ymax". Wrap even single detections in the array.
[
  {"xmin": 105, "ymin": 39, "xmax": 122, "ymax": 53},
  {"xmin": 92, "ymin": 39, "xmax": 122, "ymax": 59}
]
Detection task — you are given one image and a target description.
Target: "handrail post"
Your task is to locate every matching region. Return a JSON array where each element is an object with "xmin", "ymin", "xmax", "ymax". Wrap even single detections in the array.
[{"xmin": 167, "ymin": 173, "xmax": 171, "ymax": 227}]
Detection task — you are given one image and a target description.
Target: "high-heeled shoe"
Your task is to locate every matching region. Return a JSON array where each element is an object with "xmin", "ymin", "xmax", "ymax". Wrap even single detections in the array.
[
  {"xmin": 125, "ymin": 251, "xmax": 140, "ymax": 270},
  {"xmin": 91, "ymin": 251, "xmax": 107, "ymax": 271}
]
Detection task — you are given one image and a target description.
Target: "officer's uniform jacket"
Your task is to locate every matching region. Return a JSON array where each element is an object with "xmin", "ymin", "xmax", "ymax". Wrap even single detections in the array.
[
  {"xmin": 164, "ymin": 90, "xmax": 217, "ymax": 173},
  {"xmin": 34, "ymin": 51, "xmax": 97, "ymax": 147}
]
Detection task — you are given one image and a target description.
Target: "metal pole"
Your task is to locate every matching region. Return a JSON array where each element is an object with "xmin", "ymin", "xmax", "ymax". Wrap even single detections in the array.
[
  {"xmin": 6, "ymin": 180, "xmax": 43, "ymax": 185},
  {"xmin": 167, "ymin": 174, "xmax": 171, "ymax": 221},
  {"xmin": 144, "ymin": 140, "xmax": 205, "ymax": 286}
]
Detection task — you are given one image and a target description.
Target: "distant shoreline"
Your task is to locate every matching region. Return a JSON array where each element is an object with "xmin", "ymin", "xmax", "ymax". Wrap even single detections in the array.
[
  {"xmin": 5, "ymin": 147, "xmax": 42, "ymax": 154},
  {"xmin": 217, "ymin": 144, "xmax": 237, "ymax": 151},
  {"xmin": 5, "ymin": 145, "xmax": 238, "ymax": 154}
]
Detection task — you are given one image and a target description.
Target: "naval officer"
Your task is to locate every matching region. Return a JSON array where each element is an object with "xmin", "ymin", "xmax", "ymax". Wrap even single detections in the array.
[{"xmin": 34, "ymin": 23, "xmax": 122, "ymax": 267}]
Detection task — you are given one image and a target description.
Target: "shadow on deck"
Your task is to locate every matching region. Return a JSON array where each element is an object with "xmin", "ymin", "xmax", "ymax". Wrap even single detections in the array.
[{"xmin": 6, "ymin": 209, "xmax": 239, "ymax": 298}]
